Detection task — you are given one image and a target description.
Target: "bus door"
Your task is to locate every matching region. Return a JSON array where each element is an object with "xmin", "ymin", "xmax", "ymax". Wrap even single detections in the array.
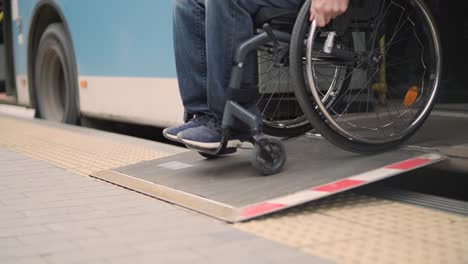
[
  {"xmin": 436, "ymin": 1, "xmax": 468, "ymax": 105},
  {"xmin": 0, "ymin": 0, "xmax": 16, "ymax": 98}
]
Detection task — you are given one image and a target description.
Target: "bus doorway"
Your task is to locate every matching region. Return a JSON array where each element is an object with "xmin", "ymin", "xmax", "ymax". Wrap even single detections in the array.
[
  {"xmin": 0, "ymin": 0, "xmax": 16, "ymax": 103},
  {"xmin": 434, "ymin": 1, "xmax": 468, "ymax": 110}
]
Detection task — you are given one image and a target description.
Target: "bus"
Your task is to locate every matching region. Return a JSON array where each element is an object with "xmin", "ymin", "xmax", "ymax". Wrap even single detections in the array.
[
  {"xmin": 1, "ymin": 0, "xmax": 182, "ymax": 128},
  {"xmin": 0, "ymin": 0, "xmax": 467, "ymax": 129}
]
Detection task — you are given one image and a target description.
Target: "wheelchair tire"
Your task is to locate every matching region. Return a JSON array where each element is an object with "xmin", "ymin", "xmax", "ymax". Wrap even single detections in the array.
[
  {"xmin": 251, "ymin": 135, "xmax": 286, "ymax": 176},
  {"xmin": 290, "ymin": 0, "xmax": 442, "ymax": 153}
]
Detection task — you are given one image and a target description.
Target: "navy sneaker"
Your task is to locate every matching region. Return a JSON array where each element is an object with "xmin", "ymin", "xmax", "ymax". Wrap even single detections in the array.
[
  {"xmin": 177, "ymin": 116, "xmax": 253, "ymax": 149},
  {"xmin": 162, "ymin": 114, "xmax": 211, "ymax": 143}
]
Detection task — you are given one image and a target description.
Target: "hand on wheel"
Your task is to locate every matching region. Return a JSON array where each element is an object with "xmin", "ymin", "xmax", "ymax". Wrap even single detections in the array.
[{"xmin": 310, "ymin": 0, "xmax": 349, "ymax": 27}]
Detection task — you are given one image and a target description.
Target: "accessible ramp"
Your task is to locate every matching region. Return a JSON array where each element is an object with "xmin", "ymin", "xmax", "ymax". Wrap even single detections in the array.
[{"xmin": 92, "ymin": 136, "xmax": 444, "ymax": 222}]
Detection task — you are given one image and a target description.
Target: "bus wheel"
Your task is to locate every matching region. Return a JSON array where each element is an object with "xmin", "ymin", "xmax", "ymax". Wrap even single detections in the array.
[{"xmin": 34, "ymin": 23, "xmax": 79, "ymax": 124}]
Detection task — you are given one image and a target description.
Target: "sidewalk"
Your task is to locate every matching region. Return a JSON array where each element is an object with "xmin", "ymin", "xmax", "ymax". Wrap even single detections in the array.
[
  {"xmin": 0, "ymin": 146, "xmax": 326, "ymax": 264},
  {"xmin": 1, "ymin": 112, "xmax": 467, "ymax": 264}
]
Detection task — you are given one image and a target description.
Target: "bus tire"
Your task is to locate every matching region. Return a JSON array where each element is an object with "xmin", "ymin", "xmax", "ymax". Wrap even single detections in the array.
[{"xmin": 34, "ymin": 23, "xmax": 79, "ymax": 124}]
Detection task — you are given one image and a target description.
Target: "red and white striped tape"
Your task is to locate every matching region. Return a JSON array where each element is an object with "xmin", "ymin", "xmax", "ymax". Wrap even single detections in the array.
[{"xmin": 238, "ymin": 153, "xmax": 443, "ymax": 221}]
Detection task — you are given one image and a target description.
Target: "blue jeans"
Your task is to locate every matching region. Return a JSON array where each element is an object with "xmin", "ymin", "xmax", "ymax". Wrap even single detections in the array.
[{"xmin": 173, "ymin": 0, "xmax": 301, "ymax": 120}]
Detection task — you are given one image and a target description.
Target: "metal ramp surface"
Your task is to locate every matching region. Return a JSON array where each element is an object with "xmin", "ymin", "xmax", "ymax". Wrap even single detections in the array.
[{"xmin": 92, "ymin": 136, "xmax": 444, "ymax": 222}]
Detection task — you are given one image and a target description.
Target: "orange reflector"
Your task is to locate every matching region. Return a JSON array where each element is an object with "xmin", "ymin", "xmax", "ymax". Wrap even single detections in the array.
[
  {"xmin": 80, "ymin": 80, "xmax": 88, "ymax": 89},
  {"xmin": 403, "ymin": 85, "xmax": 418, "ymax": 108}
]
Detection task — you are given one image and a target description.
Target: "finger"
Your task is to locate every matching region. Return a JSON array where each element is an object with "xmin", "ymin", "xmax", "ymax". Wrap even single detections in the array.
[
  {"xmin": 335, "ymin": 1, "xmax": 349, "ymax": 17},
  {"xmin": 333, "ymin": 1, "xmax": 341, "ymax": 17},
  {"xmin": 309, "ymin": 1, "xmax": 314, "ymax": 21},
  {"xmin": 316, "ymin": 14, "xmax": 326, "ymax": 27},
  {"xmin": 328, "ymin": 4, "xmax": 338, "ymax": 20}
]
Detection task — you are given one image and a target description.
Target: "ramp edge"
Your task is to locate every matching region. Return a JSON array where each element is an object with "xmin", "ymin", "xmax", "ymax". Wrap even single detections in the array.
[
  {"xmin": 235, "ymin": 153, "xmax": 446, "ymax": 222},
  {"xmin": 91, "ymin": 170, "xmax": 239, "ymax": 222}
]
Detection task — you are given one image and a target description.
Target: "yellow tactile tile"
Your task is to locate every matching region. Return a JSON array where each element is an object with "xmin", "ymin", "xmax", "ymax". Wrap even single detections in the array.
[
  {"xmin": 236, "ymin": 193, "xmax": 468, "ymax": 264},
  {"xmin": 236, "ymin": 211, "xmax": 381, "ymax": 248},
  {"xmin": 0, "ymin": 116, "xmax": 174, "ymax": 175},
  {"xmin": 302, "ymin": 233, "xmax": 468, "ymax": 264},
  {"xmin": 317, "ymin": 196, "xmax": 468, "ymax": 243}
]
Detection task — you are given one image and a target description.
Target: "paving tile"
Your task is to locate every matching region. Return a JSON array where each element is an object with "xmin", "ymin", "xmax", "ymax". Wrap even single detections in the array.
[
  {"xmin": 0, "ymin": 237, "xmax": 22, "ymax": 249},
  {"xmin": 0, "ymin": 225, "xmax": 49, "ymax": 238},
  {"xmin": 0, "ymin": 142, "xmax": 317, "ymax": 264},
  {"xmin": 0, "ymin": 241, "xmax": 76, "ymax": 258},
  {"xmin": 1, "ymin": 257, "xmax": 49, "ymax": 264}
]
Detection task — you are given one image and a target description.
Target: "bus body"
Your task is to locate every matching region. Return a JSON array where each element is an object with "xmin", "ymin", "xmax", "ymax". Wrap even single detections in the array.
[
  {"xmin": 1, "ymin": 0, "xmax": 467, "ymax": 127},
  {"xmin": 8, "ymin": 0, "xmax": 183, "ymax": 127}
]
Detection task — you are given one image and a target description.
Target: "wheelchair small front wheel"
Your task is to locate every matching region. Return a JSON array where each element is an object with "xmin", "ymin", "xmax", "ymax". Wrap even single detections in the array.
[{"xmin": 251, "ymin": 136, "xmax": 286, "ymax": 176}]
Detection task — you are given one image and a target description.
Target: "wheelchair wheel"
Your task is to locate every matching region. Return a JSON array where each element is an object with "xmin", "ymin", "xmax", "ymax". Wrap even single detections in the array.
[
  {"xmin": 257, "ymin": 36, "xmax": 352, "ymax": 137},
  {"xmin": 290, "ymin": 0, "xmax": 441, "ymax": 153},
  {"xmin": 256, "ymin": 40, "xmax": 312, "ymax": 137}
]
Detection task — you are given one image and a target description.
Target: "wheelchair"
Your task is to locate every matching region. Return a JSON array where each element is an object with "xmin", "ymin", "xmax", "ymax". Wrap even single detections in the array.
[{"xmin": 190, "ymin": 0, "xmax": 441, "ymax": 175}]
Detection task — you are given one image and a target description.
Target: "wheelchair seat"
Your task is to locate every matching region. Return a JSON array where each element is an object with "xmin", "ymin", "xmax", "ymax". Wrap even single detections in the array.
[{"xmin": 254, "ymin": 7, "xmax": 298, "ymax": 31}]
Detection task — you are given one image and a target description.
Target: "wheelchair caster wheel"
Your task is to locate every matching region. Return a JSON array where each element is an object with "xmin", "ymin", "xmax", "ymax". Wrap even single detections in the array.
[{"xmin": 251, "ymin": 136, "xmax": 286, "ymax": 176}]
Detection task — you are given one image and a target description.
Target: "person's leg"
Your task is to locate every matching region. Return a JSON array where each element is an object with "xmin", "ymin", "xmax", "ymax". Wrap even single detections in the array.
[
  {"xmin": 173, "ymin": 0, "xmax": 209, "ymax": 115},
  {"xmin": 179, "ymin": 0, "xmax": 302, "ymax": 149},
  {"xmin": 164, "ymin": 0, "xmax": 210, "ymax": 142}
]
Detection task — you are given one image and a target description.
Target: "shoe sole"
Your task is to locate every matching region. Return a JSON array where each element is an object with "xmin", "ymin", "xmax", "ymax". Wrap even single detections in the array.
[
  {"xmin": 180, "ymin": 138, "xmax": 253, "ymax": 150},
  {"xmin": 162, "ymin": 129, "xmax": 181, "ymax": 143}
]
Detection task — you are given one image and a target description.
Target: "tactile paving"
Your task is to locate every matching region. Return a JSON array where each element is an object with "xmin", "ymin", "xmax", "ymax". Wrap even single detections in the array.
[
  {"xmin": 236, "ymin": 193, "xmax": 468, "ymax": 264},
  {"xmin": 0, "ymin": 116, "xmax": 177, "ymax": 175}
]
